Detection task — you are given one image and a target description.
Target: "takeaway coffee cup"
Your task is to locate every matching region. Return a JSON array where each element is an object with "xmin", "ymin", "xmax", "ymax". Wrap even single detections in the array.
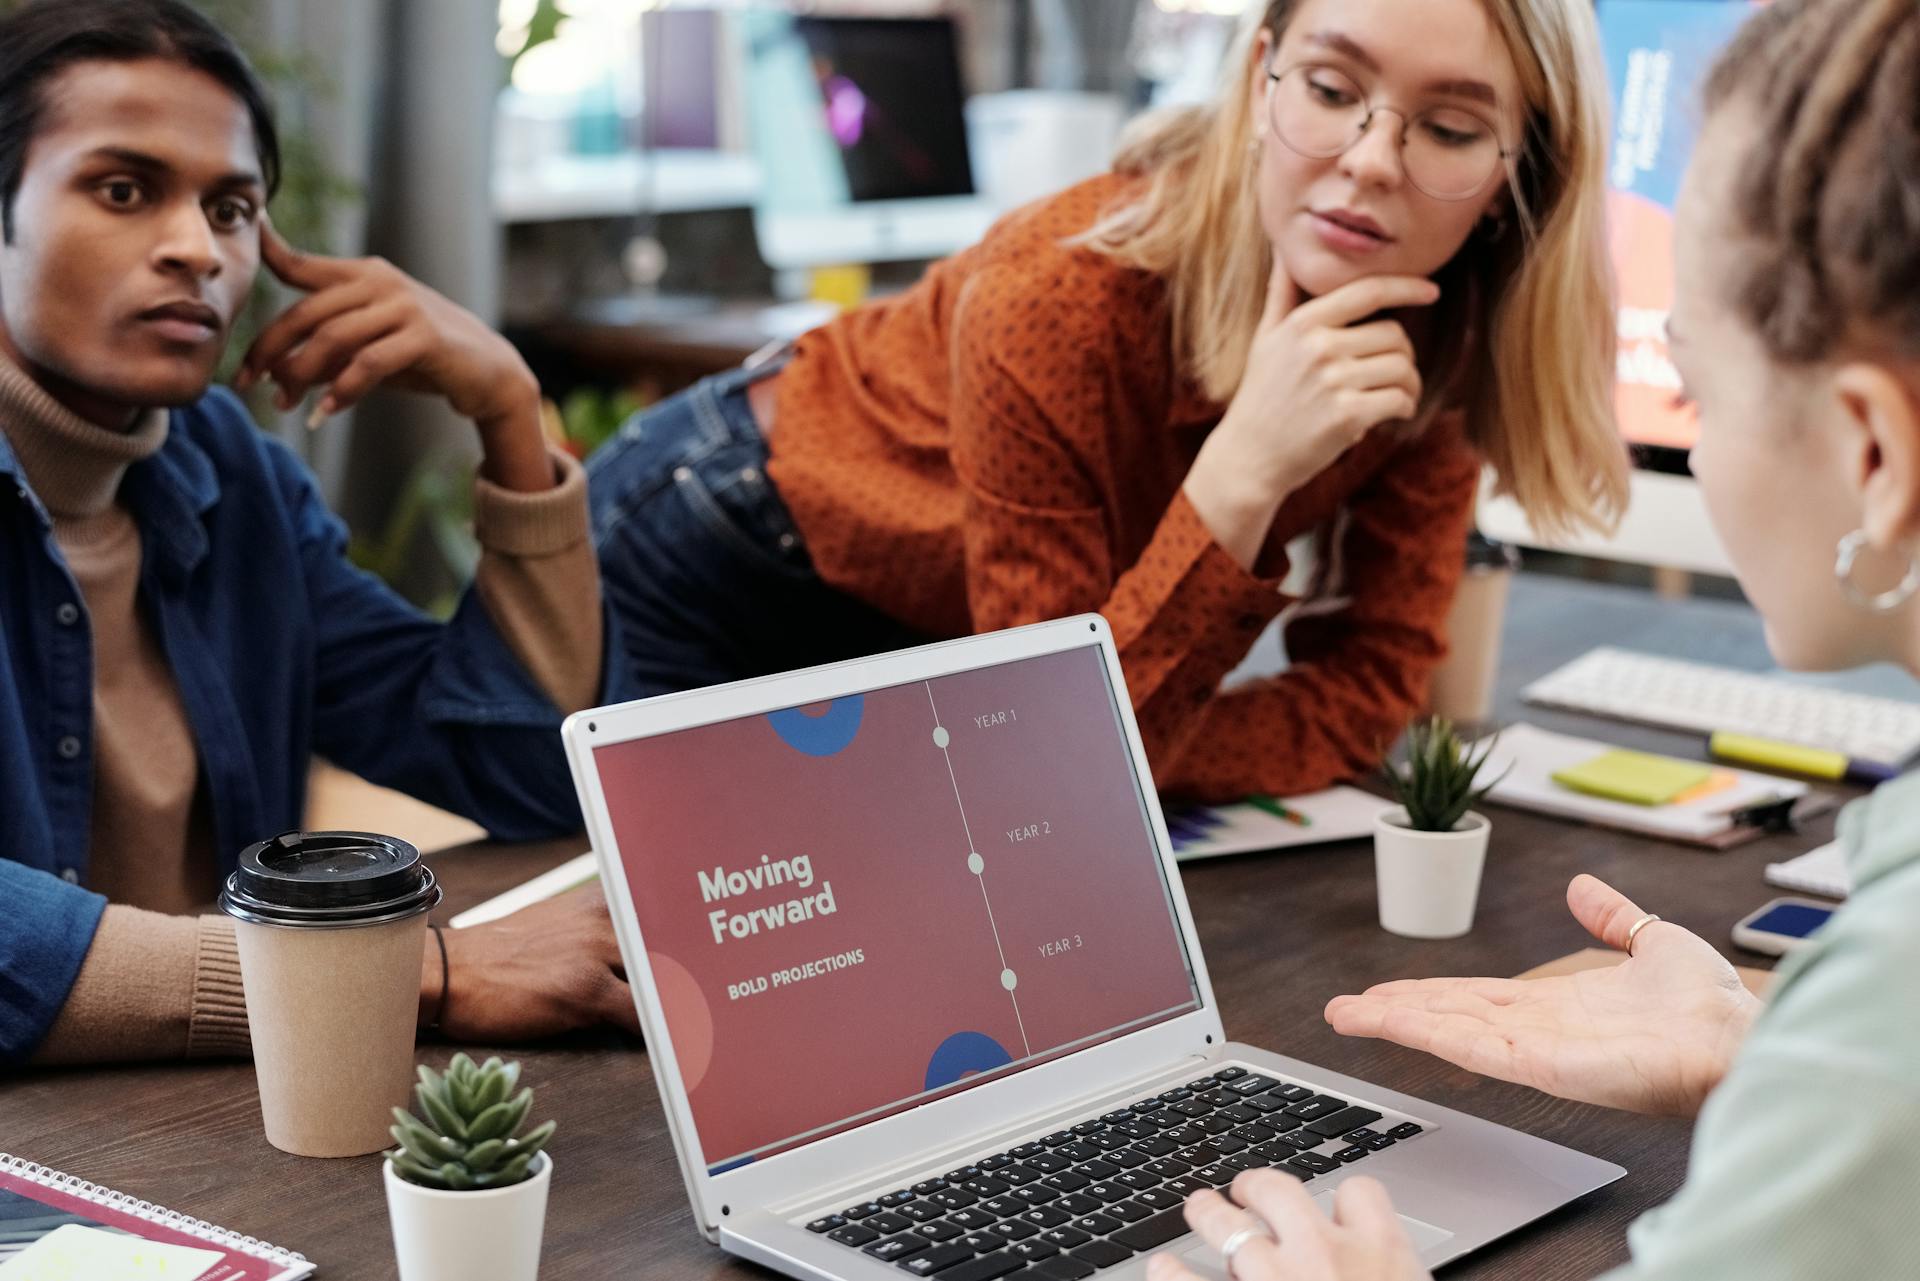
[
  {"xmin": 220, "ymin": 831, "xmax": 441, "ymax": 1158},
  {"xmin": 1427, "ymin": 535, "xmax": 1522, "ymax": 727}
]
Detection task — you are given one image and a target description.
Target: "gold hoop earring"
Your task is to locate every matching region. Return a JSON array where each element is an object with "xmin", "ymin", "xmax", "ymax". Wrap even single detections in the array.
[{"xmin": 1835, "ymin": 530, "xmax": 1920, "ymax": 612}]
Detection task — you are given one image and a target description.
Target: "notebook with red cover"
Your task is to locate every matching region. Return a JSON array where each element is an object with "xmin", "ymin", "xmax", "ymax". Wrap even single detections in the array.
[{"xmin": 0, "ymin": 1154, "xmax": 314, "ymax": 1279}]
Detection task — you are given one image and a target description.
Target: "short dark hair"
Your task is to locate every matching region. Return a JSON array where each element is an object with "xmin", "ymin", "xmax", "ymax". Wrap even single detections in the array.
[{"xmin": 0, "ymin": 0, "xmax": 282, "ymax": 242}]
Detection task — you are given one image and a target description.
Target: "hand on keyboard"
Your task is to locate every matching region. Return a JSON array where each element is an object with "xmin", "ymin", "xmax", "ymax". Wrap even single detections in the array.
[
  {"xmin": 1323, "ymin": 875, "xmax": 1762, "ymax": 1118},
  {"xmin": 1147, "ymin": 1171, "xmax": 1429, "ymax": 1281}
]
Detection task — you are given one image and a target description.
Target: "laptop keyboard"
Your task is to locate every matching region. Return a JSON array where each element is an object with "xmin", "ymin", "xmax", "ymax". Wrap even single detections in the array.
[{"xmin": 800, "ymin": 1066, "xmax": 1428, "ymax": 1279}]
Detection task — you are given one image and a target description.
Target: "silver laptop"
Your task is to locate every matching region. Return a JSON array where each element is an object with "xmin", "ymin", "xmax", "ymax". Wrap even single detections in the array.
[{"xmin": 563, "ymin": 616, "xmax": 1623, "ymax": 1280}]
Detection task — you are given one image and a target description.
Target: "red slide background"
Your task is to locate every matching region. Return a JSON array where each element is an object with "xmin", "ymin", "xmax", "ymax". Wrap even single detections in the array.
[{"xmin": 592, "ymin": 645, "xmax": 1198, "ymax": 1165}]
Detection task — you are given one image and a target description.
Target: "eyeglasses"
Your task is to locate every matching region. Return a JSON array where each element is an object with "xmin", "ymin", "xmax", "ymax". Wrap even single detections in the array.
[{"xmin": 1265, "ymin": 63, "xmax": 1514, "ymax": 202}]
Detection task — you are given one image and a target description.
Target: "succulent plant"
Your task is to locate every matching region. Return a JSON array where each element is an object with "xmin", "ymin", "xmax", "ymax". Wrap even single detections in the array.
[
  {"xmin": 386, "ymin": 1054, "xmax": 555, "ymax": 1191},
  {"xmin": 1382, "ymin": 717, "xmax": 1508, "ymax": 833}
]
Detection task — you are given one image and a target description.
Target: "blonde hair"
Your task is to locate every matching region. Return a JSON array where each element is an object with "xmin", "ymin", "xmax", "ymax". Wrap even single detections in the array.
[{"xmin": 1080, "ymin": 0, "xmax": 1626, "ymax": 538}]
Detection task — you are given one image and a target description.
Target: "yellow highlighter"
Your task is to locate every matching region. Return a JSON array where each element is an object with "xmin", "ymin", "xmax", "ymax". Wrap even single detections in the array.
[{"xmin": 1708, "ymin": 732, "xmax": 1859, "ymax": 781}]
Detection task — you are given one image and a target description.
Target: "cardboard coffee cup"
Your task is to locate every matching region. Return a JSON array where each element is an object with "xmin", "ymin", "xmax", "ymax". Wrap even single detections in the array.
[
  {"xmin": 221, "ymin": 831, "xmax": 441, "ymax": 1158},
  {"xmin": 1427, "ymin": 536, "xmax": 1521, "ymax": 727}
]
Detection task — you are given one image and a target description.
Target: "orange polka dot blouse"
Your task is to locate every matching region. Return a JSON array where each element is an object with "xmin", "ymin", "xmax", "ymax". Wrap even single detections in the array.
[{"xmin": 764, "ymin": 174, "xmax": 1481, "ymax": 801}]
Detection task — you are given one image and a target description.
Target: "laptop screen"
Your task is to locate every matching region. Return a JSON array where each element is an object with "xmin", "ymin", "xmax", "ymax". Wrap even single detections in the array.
[{"xmin": 591, "ymin": 642, "xmax": 1203, "ymax": 1174}]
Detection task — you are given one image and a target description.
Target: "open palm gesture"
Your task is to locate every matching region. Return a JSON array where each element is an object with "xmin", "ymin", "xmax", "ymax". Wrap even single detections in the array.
[{"xmin": 1325, "ymin": 875, "xmax": 1761, "ymax": 1116}]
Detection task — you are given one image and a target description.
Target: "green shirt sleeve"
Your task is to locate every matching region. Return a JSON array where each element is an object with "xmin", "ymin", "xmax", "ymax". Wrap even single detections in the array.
[{"xmin": 1602, "ymin": 783, "xmax": 1920, "ymax": 1280}]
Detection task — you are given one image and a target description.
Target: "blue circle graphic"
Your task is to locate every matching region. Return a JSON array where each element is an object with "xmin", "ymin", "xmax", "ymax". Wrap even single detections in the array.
[
  {"xmin": 925, "ymin": 1031, "xmax": 1014, "ymax": 1092},
  {"xmin": 766, "ymin": 696, "xmax": 864, "ymax": 756}
]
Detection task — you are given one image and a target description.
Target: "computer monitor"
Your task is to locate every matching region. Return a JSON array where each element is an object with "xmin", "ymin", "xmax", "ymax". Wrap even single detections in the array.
[
  {"xmin": 1477, "ymin": 0, "xmax": 1760, "ymax": 577},
  {"xmin": 735, "ymin": 12, "xmax": 997, "ymax": 270}
]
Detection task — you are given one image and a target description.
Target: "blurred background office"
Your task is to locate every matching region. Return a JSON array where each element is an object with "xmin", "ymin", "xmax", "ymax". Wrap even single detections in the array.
[
  {"xmin": 21, "ymin": 0, "xmax": 1910, "ymax": 834},
  {"xmin": 109, "ymin": 0, "xmax": 1725, "ymax": 609},
  {"xmin": 113, "ymin": 0, "xmax": 1251, "ymax": 614}
]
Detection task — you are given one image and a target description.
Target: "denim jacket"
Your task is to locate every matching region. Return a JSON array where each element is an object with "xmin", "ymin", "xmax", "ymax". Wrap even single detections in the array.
[{"xmin": 0, "ymin": 388, "xmax": 620, "ymax": 1063}]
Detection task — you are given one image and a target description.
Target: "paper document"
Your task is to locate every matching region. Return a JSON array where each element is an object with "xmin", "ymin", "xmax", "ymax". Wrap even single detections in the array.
[
  {"xmin": 1165, "ymin": 787, "xmax": 1381, "ymax": 861},
  {"xmin": 1765, "ymin": 841, "xmax": 1850, "ymax": 899},
  {"xmin": 448, "ymin": 850, "xmax": 597, "ymax": 928},
  {"xmin": 0, "ymin": 1224, "xmax": 223, "ymax": 1281}
]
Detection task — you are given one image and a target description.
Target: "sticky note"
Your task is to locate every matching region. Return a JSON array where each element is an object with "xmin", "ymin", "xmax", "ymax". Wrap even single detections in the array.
[
  {"xmin": 1552, "ymin": 750, "xmax": 1714, "ymax": 806},
  {"xmin": 0, "ymin": 1223, "xmax": 223, "ymax": 1281},
  {"xmin": 1669, "ymin": 769, "xmax": 1739, "ymax": 806}
]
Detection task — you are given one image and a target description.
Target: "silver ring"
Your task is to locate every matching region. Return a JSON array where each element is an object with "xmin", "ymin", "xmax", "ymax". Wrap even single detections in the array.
[
  {"xmin": 1220, "ymin": 1220, "xmax": 1276, "ymax": 1279},
  {"xmin": 1625, "ymin": 912, "xmax": 1662, "ymax": 956}
]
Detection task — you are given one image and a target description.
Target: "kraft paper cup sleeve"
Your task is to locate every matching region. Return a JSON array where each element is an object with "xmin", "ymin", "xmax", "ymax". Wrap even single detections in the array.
[{"xmin": 234, "ymin": 912, "xmax": 427, "ymax": 1158}]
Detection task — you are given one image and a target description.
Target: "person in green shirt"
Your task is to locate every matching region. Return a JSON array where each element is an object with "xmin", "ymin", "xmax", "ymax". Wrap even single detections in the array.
[{"xmin": 1149, "ymin": 0, "xmax": 1920, "ymax": 1277}]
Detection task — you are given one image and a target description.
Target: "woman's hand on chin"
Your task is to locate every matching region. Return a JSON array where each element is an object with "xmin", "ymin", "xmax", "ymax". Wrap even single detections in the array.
[{"xmin": 1182, "ymin": 259, "xmax": 1437, "ymax": 570}]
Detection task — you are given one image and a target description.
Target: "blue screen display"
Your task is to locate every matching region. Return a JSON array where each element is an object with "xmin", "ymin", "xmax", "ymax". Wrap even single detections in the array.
[{"xmin": 1748, "ymin": 903, "xmax": 1834, "ymax": 938}]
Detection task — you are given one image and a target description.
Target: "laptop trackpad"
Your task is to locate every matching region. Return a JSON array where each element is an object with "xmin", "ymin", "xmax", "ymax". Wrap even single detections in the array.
[{"xmin": 1175, "ymin": 1193, "xmax": 1453, "ymax": 1277}]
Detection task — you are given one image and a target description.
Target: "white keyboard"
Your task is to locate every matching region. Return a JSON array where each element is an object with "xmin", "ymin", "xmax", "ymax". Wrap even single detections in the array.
[{"xmin": 1522, "ymin": 647, "xmax": 1920, "ymax": 771}]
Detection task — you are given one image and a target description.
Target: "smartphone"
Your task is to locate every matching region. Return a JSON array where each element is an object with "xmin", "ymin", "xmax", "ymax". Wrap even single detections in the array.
[{"xmin": 1731, "ymin": 897, "xmax": 1837, "ymax": 956}]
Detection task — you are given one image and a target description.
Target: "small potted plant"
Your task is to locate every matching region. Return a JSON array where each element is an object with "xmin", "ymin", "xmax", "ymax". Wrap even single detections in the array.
[
  {"xmin": 1375, "ymin": 718, "xmax": 1507, "ymax": 939},
  {"xmin": 384, "ymin": 1054, "xmax": 556, "ymax": 1281}
]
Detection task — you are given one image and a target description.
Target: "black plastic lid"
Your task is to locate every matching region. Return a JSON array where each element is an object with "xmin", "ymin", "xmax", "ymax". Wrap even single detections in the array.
[{"xmin": 219, "ymin": 831, "xmax": 441, "ymax": 928}]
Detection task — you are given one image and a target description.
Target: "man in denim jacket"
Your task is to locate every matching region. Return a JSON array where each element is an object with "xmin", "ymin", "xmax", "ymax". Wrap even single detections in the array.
[{"xmin": 0, "ymin": 0, "xmax": 639, "ymax": 1065}]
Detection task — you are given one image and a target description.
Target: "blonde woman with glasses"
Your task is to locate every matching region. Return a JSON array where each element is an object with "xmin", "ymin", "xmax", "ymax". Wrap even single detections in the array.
[
  {"xmin": 1156, "ymin": 2, "xmax": 1920, "ymax": 1277},
  {"xmin": 586, "ymin": 0, "xmax": 1624, "ymax": 799}
]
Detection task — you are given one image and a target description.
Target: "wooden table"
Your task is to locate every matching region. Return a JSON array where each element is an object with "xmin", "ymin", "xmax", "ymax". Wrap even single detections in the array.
[{"xmin": 1, "ymin": 576, "xmax": 1845, "ymax": 1279}]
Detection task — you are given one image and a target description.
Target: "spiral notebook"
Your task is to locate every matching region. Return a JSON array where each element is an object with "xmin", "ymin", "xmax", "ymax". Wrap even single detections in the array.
[{"xmin": 0, "ymin": 1155, "xmax": 313, "ymax": 1280}]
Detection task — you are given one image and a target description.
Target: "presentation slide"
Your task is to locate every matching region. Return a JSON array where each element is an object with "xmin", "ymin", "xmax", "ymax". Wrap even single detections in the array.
[
  {"xmin": 1602, "ymin": 0, "xmax": 1760, "ymax": 451},
  {"xmin": 590, "ymin": 645, "xmax": 1200, "ymax": 1172}
]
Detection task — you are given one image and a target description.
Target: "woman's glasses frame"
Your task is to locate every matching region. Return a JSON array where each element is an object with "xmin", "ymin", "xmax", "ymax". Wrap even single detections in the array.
[{"xmin": 1263, "ymin": 61, "xmax": 1520, "ymax": 204}]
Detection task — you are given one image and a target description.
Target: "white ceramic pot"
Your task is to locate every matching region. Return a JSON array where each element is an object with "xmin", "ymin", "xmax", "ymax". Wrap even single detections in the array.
[
  {"xmin": 385, "ymin": 1151, "xmax": 551, "ymax": 1281},
  {"xmin": 1373, "ymin": 808, "xmax": 1491, "ymax": 939}
]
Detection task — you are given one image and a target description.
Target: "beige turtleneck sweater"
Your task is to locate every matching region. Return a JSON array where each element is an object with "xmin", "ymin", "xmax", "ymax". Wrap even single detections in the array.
[{"xmin": 0, "ymin": 355, "xmax": 603, "ymax": 1064}]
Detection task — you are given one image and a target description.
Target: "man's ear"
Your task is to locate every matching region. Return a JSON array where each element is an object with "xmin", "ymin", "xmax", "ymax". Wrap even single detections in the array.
[{"xmin": 1833, "ymin": 361, "xmax": 1920, "ymax": 551}]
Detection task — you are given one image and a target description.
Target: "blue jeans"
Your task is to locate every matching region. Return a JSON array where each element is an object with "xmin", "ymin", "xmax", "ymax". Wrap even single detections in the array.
[{"xmin": 587, "ymin": 364, "xmax": 929, "ymax": 698}]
